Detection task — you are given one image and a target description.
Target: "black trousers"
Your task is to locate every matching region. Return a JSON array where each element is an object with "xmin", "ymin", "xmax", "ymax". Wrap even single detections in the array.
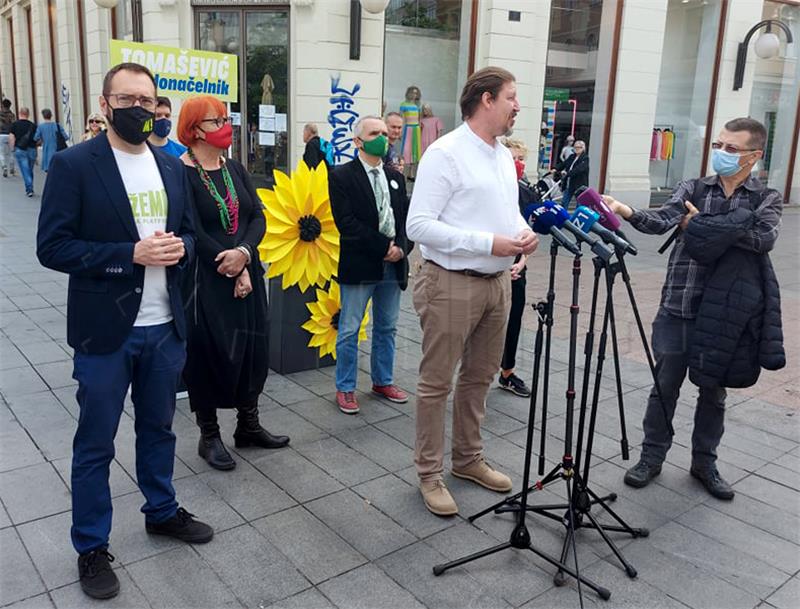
[
  {"xmin": 641, "ymin": 309, "xmax": 726, "ymax": 469},
  {"xmin": 501, "ymin": 272, "xmax": 527, "ymax": 371}
]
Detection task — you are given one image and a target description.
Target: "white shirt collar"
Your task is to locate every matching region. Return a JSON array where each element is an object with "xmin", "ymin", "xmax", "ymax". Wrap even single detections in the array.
[
  {"xmin": 462, "ymin": 121, "xmax": 498, "ymax": 156},
  {"xmin": 358, "ymin": 155, "xmax": 383, "ymax": 175}
]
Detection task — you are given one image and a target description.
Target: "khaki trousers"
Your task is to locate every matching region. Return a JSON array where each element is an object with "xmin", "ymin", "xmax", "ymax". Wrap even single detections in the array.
[{"xmin": 413, "ymin": 262, "xmax": 511, "ymax": 482}]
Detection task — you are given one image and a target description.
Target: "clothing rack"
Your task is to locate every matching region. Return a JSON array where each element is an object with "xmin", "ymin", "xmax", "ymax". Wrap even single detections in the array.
[{"xmin": 651, "ymin": 124, "xmax": 673, "ymax": 190}]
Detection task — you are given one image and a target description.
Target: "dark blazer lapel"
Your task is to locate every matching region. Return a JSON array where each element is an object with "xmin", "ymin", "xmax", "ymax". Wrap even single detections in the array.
[
  {"xmin": 91, "ymin": 133, "xmax": 140, "ymax": 241},
  {"xmin": 351, "ymin": 160, "xmax": 379, "ymax": 225},
  {"xmin": 149, "ymin": 145, "xmax": 181, "ymax": 232}
]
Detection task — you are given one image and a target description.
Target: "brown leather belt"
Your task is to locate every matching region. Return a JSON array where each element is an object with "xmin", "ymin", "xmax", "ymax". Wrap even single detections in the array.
[{"xmin": 426, "ymin": 259, "xmax": 504, "ymax": 280}]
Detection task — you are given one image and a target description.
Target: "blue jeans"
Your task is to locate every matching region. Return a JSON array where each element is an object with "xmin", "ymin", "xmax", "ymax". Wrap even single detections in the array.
[
  {"xmin": 71, "ymin": 322, "xmax": 186, "ymax": 555},
  {"xmin": 640, "ymin": 310, "xmax": 726, "ymax": 470},
  {"xmin": 14, "ymin": 148, "xmax": 36, "ymax": 193},
  {"xmin": 335, "ymin": 263, "xmax": 402, "ymax": 392}
]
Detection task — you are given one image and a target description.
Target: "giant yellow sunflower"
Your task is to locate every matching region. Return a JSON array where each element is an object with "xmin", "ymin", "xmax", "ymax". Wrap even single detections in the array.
[
  {"xmin": 257, "ymin": 161, "xmax": 339, "ymax": 292},
  {"xmin": 302, "ymin": 280, "xmax": 369, "ymax": 360}
]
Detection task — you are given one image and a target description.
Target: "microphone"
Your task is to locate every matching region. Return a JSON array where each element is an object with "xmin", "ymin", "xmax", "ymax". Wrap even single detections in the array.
[
  {"xmin": 575, "ymin": 187, "xmax": 622, "ymax": 231},
  {"xmin": 526, "ymin": 203, "xmax": 582, "ymax": 256},
  {"xmin": 544, "ymin": 201, "xmax": 614, "ymax": 262},
  {"xmin": 571, "ymin": 206, "xmax": 637, "ymax": 256}
]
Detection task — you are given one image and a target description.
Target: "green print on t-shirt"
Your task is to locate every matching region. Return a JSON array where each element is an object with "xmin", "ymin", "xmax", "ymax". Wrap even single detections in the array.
[{"xmin": 129, "ymin": 189, "xmax": 168, "ymax": 222}]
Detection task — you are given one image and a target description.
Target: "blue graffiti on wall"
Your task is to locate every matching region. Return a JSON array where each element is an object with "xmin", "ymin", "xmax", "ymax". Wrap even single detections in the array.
[{"xmin": 327, "ymin": 75, "xmax": 361, "ymax": 164}]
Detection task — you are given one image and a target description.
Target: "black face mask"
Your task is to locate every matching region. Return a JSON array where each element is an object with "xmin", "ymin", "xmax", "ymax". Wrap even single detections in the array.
[{"xmin": 105, "ymin": 103, "xmax": 154, "ymax": 145}]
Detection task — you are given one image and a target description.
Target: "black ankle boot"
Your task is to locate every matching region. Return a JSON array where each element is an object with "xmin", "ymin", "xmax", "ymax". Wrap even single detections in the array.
[
  {"xmin": 233, "ymin": 405, "xmax": 290, "ymax": 449},
  {"xmin": 196, "ymin": 411, "xmax": 236, "ymax": 470}
]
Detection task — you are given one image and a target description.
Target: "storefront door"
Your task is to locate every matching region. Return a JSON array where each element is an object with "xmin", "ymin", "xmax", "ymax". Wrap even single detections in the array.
[{"xmin": 195, "ymin": 6, "xmax": 289, "ymax": 188}]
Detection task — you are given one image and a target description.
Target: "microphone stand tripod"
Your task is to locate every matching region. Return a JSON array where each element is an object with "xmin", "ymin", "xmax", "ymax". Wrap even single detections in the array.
[
  {"xmin": 432, "ymin": 241, "xmax": 611, "ymax": 607},
  {"xmin": 545, "ymin": 249, "xmax": 649, "ymax": 586}
]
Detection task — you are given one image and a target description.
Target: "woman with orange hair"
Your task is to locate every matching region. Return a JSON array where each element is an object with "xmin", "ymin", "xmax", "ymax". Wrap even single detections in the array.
[{"xmin": 178, "ymin": 95, "xmax": 289, "ymax": 471}]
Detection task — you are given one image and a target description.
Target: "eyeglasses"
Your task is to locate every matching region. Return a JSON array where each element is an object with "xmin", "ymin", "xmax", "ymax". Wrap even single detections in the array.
[
  {"xmin": 200, "ymin": 117, "xmax": 232, "ymax": 128},
  {"xmin": 711, "ymin": 142, "xmax": 758, "ymax": 154},
  {"xmin": 106, "ymin": 94, "xmax": 157, "ymax": 111},
  {"xmin": 89, "ymin": 119, "xmax": 104, "ymax": 124}
]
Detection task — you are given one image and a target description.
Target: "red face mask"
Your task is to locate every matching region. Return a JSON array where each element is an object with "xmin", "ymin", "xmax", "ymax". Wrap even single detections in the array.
[
  {"xmin": 201, "ymin": 122, "xmax": 233, "ymax": 150},
  {"xmin": 514, "ymin": 159, "xmax": 526, "ymax": 180}
]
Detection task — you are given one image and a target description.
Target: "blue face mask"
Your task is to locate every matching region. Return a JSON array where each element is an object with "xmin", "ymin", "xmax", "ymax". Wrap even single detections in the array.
[
  {"xmin": 711, "ymin": 148, "xmax": 745, "ymax": 177},
  {"xmin": 153, "ymin": 118, "xmax": 171, "ymax": 139}
]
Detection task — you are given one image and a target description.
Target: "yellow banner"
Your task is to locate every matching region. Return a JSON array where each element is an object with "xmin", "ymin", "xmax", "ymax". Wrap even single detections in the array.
[{"xmin": 109, "ymin": 40, "xmax": 237, "ymax": 103}]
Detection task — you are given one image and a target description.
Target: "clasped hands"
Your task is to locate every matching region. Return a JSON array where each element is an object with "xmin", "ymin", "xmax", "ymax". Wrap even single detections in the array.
[
  {"xmin": 491, "ymin": 230, "xmax": 539, "ymax": 258},
  {"xmin": 384, "ymin": 240, "xmax": 404, "ymax": 263}
]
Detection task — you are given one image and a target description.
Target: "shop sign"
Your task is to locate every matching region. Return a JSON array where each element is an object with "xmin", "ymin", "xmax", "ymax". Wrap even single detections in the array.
[
  {"xmin": 544, "ymin": 87, "xmax": 569, "ymax": 102},
  {"xmin": 109, "ymin": 40, "xmax": 238, "ymax": 103}
]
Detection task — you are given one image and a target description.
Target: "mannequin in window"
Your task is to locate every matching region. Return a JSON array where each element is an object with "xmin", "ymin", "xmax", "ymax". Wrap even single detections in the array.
[
  {"xmin": 261, "ymin": 74, "xmax": 274, "ymax": 105},
  {"xmin": 419, "ymin": 103, "xmax": 444, "ymax": 158},
  {"xmin": 400, "ymin": 86, "xmax": 422, "ymax": 172}
]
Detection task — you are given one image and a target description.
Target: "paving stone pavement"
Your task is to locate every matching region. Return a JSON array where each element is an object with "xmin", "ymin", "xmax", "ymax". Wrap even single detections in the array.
[{"xmin": 1, "ymin": 168, "xmax": 799, "ymax": 609}]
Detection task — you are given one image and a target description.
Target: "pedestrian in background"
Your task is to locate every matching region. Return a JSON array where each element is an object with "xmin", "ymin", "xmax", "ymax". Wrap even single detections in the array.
[
  {"xmin": 0, "ymin": 98, "xmax": 16, "ymax": 177},
  {"xmin": 384, "ymin": 111, "xmax": 405, "ymax": 173},
  {"xmin": 178, "ymin": 94, "xmax": 289, "ymax": 471},
  {"xmin": 497, "ymin": 138, "xmax": 534, "ymax": 399},
  {"xmin": 8, "ymin": 107, "xmax": 37, "ymax": 197},
  {"xmin": 555, "ymin": 139, "xmax": 588, "ymax": 208},
  {"xmin": 36, "ymin": 62, "xmax": 212, "ymax": 601},
  {"xmin": 148, "ymin": 96, "xmax": 186, "ymax": 158},
  {"xmin": 302, "ymin": 122, "xmax": 332, "ymax": 170},
  {"xmin": 82, "ymin": 112, "xmax": 106, "ymax": 141},
  {"xmin": 34, "ymin": 108, "xmax": 69, "ymax": 172}
]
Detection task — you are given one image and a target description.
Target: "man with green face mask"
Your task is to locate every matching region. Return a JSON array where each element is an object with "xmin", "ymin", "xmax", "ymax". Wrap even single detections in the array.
[{"xmin": 329, "ymin": 115, "xmax": 414, "ymax": 415}]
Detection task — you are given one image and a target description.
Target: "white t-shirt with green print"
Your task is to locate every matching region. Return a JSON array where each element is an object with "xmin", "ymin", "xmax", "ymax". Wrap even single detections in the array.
[{"xmin": 112, "ymin": 147, "xmax": 172, "ymax": 327}]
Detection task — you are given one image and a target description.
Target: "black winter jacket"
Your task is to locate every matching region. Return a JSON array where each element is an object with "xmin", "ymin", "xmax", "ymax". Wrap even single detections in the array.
[{"xmin": 684, "ymin": 207, "xmax": 785, "ymax": 388}]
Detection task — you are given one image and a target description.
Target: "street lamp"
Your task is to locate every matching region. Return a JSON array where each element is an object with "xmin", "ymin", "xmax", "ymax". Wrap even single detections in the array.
[
  {"xmin": 733, "ymin": 19, "xmax": 794, "ymax": 91},
  {"xmin": 350, "ymin": 0, "xmax": 391, "ymax": 60}
]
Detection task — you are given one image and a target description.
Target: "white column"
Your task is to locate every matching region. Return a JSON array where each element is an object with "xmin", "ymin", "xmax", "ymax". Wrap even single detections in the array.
[
  {"xmin": 141, "ymin": 0, "xmax": 181, "ymax": 49},
  {"xmin": 0, "ymin": 6, "xmax": 14, "ymax": 105},
  {"xmin": 473, "ymin": 0, "xmax": 551, "ymax": 155},
  {"xmin": 706, "ymin": 0, "xmax": 764, "ymax": 173},
  {"xmin": 289, "ymin": 0, "xmax": 385, "ymax": 168},
  {"xmin": 30, "ymin": 0, "xmax": 53, "ymax": 118},
  {"xmin": 56, "ymin": 1, "xmax": 87, "ymax": 142},
  {"xmin": 83, "ymin": 1, "xmax": 112, "ymax": 108},
  {"xmin": 791, "ymin": 143, "xmax": 800, "ymax": 206},
  {"xmin": 11, "ymin": 2, "xmax": 33, "ymax": 112},
  {"xmin": 602, "ymin": 0, "xmax": 669, "ymax": 207}
]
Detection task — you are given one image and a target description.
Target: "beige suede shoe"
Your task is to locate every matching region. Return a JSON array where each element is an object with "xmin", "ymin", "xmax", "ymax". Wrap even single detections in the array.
[
  {"xmin": 452, "ymin": 459, "xmax": 512, "ymax": 492},
  {"xmin": 420, "ymin": 480, "xmax": 459, "ymax": 516}
]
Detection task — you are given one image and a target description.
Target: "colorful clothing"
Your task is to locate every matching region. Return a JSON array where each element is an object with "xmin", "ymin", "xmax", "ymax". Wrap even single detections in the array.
[
  {"xmin": 420, "ymin": 116, "xmax": 443, "ymax": 157},
  {"xmin": 400, "ymin": 102, "xmax": 422, "ymax": 164}
]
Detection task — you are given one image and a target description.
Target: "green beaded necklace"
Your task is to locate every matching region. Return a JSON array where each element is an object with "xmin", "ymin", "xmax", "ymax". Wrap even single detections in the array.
[{"xmin": 187, "ymin": 148, "xmax": 240, "ymax": 235}]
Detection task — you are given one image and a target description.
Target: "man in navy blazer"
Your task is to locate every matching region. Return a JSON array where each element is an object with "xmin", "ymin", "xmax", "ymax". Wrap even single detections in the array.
[{"xmin": 37, "ymin": 63, "xmax": 212, "ymax": 601}]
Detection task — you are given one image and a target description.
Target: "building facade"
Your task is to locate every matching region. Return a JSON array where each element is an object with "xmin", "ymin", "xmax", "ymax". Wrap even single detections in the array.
[{"xmin": 1, "ymin": 0, "xmax": 798, "ymax": 204}]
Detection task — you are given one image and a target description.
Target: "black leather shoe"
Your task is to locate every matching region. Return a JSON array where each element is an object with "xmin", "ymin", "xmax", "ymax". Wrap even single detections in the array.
[
  {"xmin": 623, "ymin": 459, "xmax": 662, "ymax": 488},
  {"xmin": 78, "ymin": 549, "xmax": 120, "ymax": 600},
  {"xmin": 690, "ymin": 466, "xmax": 734, "ymax": 500},
  {"xmin": 146, "ymin": 507, "xmax": 214, "ymax": 543},
  {"xmin": 233, "ymin": 406, "xmax": 290, "ymax": 449},
  {"xmin": 198, "ymin": 434, "xmax": 236, "ymax": 470}
]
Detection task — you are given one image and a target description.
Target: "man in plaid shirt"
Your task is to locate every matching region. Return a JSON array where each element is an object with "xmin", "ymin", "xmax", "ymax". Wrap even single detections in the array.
[{"xmin": 604, "ymin": 117, "xmax": 782, "ymax": 500}]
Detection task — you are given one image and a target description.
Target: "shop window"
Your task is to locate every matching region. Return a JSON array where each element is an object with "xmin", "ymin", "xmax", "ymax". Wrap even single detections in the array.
[
  {"xmin": 748, "ymin": 1, "xmax": 799, "ymax": 196},
  {"xmin": 540, "ymin": 0, "xmax": 605, "ymax": 197},
  {"xmin": 649, "ymin": 0, "xmax": 722, "ymax": 205},
  {"xmin": 383, "ymin": 0, "xmax": 470, "ymax": 177}
]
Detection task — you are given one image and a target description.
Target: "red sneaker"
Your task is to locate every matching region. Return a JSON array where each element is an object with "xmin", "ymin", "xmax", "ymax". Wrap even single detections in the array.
[
  {"xmin": 336, "ymin": 391, "xmax": 360, "ymax": 414},
  {"xmin": 371, "ymin": 384, "xmax": 409, "ymax": 404}
]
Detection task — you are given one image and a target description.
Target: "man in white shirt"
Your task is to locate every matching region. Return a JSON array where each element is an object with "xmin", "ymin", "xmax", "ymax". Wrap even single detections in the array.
[{"xmin": 406, "ymin": 66, "xmax": 539, "ymax": 516}]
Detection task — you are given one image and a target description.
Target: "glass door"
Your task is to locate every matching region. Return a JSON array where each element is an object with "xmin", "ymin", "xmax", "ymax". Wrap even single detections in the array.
[
  {"xmin": 245, "ymin": 11, "xmax": 289, "ymax": 188},
  {"xmin": 195, "ymin": 8, "xmax": 289, "ymax": 188},
  {"xmin": 196, "ymin": 11, "xmax": 243, "ymax": 163}
]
